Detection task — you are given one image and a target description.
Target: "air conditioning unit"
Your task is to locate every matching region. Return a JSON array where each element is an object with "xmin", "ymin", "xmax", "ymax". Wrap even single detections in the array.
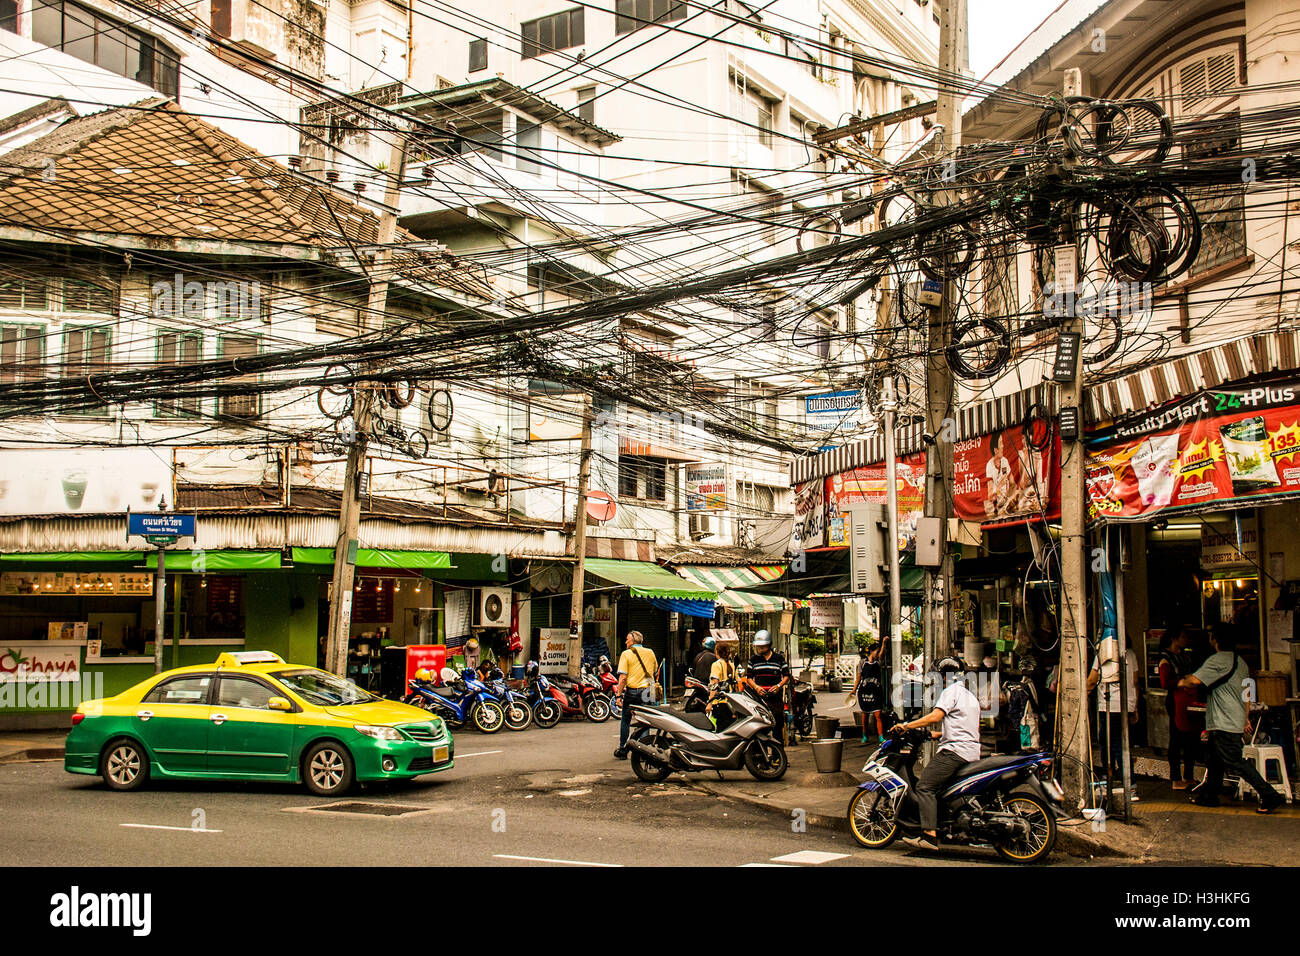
[
  {"xmin": 475, "ymin": 587, "xmax": 512, "ymax": 628},
  {"xmin": 688, "ymin": 513, "xmax": 714, "ymax": 541}
]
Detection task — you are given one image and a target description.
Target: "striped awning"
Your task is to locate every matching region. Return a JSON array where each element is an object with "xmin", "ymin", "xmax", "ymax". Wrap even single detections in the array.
[{"xmin": 673, "ymin": 565, "xmax": 785, "ymax": 613}]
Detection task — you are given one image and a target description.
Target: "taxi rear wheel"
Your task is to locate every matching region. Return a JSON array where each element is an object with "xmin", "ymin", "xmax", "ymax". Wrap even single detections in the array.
[
  {"xmin": 101, "ymin": 738, "xmax": 149, "ymax": 792},
  {"xmin": 303, "ymin": 741, "xmax": 355, "ymax": 796}
]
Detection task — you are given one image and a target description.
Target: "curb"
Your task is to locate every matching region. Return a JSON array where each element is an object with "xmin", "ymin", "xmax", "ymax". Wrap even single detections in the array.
[
  {"xmin": 694, "ymin": 781, "xmax": 1138, "ymax": 859},
  {"xmin": 0, "ymin": 746, "xmax": 66, "ymax": 764}
]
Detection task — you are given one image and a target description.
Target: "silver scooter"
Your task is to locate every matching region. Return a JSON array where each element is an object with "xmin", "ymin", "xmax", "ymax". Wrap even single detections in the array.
[{"xmin": 624, "ymin": 681, "xmax": 788, "ymax": 782}]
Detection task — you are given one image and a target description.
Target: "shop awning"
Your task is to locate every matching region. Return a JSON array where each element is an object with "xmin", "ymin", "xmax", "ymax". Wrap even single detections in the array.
[
  {"xmin": 291, "ymin": 547, "xmax": 452, "ymax": 569},
  {"xmin": 0, "ymin": 551, "xmax": 141, "ymax": 563},
  {"xmin": 145, "ymin": 550, "xmax": 281, "ymax": 571},
  {"xmin": 584, "ymin": 558, "xmax": 716, "ymax": 600},
  {"xmin": 648, "ymin": 597, "xmax": 716, "ymax": 618},
  {"xmin": 750, "ymin": 565, "xmax": 787, "ymax": 581},
  {"xmin": 672, "ymin": 565, "xmax": 785, "ymax": 613}
]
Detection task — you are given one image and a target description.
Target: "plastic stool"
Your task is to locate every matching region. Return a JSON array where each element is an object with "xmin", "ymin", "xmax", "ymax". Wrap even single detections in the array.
[{"xmin": 1236, "ymin": 744, "xmax": 1293, "ymax": 803}]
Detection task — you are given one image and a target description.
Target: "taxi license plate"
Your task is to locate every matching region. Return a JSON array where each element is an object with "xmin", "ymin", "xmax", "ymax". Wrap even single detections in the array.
[{"xmin": 434, "ymin": 746, "xmax": 449, "ymax": 764}]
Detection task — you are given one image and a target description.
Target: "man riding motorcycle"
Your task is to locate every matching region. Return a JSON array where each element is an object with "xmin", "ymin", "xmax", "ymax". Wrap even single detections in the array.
[{"xmin": 891, "ymin": 656, "xmax": 981, "ymax": 851}]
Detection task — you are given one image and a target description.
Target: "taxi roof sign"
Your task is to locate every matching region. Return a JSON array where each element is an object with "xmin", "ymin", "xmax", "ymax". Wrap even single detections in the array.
[{"xmin": 216, "ymin": 651, "xmax": 284, "ymax": 667}]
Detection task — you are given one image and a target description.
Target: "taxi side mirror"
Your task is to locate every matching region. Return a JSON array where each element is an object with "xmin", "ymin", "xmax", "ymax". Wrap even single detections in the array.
[{"xmin": 267, "ymin": 697, "xmax": 293, "ymax": 712}]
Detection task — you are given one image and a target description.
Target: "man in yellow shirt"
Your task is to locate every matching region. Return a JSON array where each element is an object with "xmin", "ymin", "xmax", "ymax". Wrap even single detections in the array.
[{"xmin": 614, "ymin": 630, "xmax": 658, "ymax": 760}]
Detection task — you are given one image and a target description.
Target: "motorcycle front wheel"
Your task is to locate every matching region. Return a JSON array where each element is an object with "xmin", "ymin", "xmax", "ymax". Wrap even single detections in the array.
[
  {"xmin": 743, "ymin": 738, "xmax": 788, "ymax": 781},
  {"xmin": 629, "ymin": 728, "xmax": 672, "ymax": 783},
  {"xmin": 847, "ymin": 788, "xmax": 900, "ymax": 848},
  {"xmin": 584, "ymin": 694, "xmax": 612, "ymax": 723},
  {"xmin": 993, "ymin": 793, "xmax": 1056, "ymax": 864},
  {"xmin": 532, "ymin": 700, "xmax": 562, "ymax": 729},
  {"xmin": 502, "ymin": 698, "xmax": 533, "ymax": 731},
  {"xmin": 472, "ymin": 701, "xmax": 505, "ymax": 734}
]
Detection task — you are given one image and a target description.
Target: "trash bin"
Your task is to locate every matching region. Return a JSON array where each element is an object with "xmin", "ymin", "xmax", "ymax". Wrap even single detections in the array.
[
  {"xmin": 813, "ymin": 715, "xmax": 839, "ymax": 740},
  {"xmin": 811, "ymin": 739, "xmax": 844, "ymax": 773}
]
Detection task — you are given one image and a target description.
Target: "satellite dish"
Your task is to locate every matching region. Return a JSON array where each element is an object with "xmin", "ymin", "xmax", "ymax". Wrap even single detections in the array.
[{"xmin": 586, "ymin": 490, "xmax": 617, "ymax": 522}]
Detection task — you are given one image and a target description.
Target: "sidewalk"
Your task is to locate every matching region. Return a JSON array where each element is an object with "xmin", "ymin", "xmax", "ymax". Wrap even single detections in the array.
[
  {"xmin": 687, "ymin": 734, "xmax": 1300, "ymax": 865},
  {"xmin": 0, "ymin": 729, "xmax": 68, "ymax": 763}
]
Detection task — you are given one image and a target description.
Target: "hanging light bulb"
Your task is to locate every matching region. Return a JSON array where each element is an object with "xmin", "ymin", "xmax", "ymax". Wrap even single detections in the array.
[
  {"xmin": 1236, "ymin": 579, "xmax": 1244, "ymax": 588},
  {"xmin": 200, "ymin": 574, "xmax": 207, "ymax": 589},
  {"xmin": 1213, "ymin": 580, "xmax": 1220, "ymax": 590}
]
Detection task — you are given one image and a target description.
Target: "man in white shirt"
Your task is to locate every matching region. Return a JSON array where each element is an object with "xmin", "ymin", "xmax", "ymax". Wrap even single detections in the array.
[{"xmin": 891, "ymin": 657, "xmax": 981, "ymax": 851}]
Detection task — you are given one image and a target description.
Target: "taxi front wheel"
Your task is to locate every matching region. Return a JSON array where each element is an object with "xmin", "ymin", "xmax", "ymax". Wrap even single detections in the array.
[{"xmin": 303, "ymin": 741, "xmax": 355, "ymax": 796}]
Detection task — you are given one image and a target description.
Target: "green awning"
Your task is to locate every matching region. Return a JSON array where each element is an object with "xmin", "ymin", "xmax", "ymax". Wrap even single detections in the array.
[
  {"xmin": 673, "ymin": 565, "xmax": 784, "ymax": 613},
  {"xmin": 145, "ymin": 550, "xmax": 281, "ymax": 571},
  {"xmin": 0, "ymin": 551, "xmax": 142, "ymax": 563},
  {"xmin": 291, "ymin": 547, "xmax": 452, "ymax": 570},
  {"xmin": 584, "ymin": 558, "xmax": 717, "ymax": 600}
]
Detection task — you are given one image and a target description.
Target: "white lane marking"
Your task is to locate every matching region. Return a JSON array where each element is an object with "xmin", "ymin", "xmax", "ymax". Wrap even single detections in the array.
[
  {"xmin": 770, "ymin": 850, "xmax": 849, "ymax": 865},
  {"xmin": 120, "ymin": 824, "xmax": 223, "ymax": 833},
  {"xmin": 739, "ymin": 862, "xmax": 793, "ymax": 867},
  {"xmin": 493, "ymin": 854, "xmax": 621, "ymax": 867},
  {"xmin": 455, "ymin": 750, "xmax": 504, "ymax": 758}
]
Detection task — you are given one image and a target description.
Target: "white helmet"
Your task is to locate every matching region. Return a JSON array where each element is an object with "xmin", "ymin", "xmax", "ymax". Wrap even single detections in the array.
[{"xmin": 753, "ymin": 630, "xmax": 772, "ymax": 647}]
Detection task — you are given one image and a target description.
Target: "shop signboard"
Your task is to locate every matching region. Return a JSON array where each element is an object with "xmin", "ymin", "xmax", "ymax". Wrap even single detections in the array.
[
  {"xmin": 0, "ymin": 448, "xmax": 171, "ymax": 516},
  {"xmin": 804, "ymin": 390, "xmax": 863, "ymax": 440},
  {"xmin": 0, "ymin": 572, "xmax": 154, "ymax": 596},
  {"xmin": 825, "ymin": 453, "xmax": 927, "ymax": 548},
  {"xmin": 0, "ymin": 644, "xmax": 81, "ymax": 682},
  {"xmin": 809, "ymin": 597, "xmax": 843, "ymax": 630},
  {"xmin": 953, "ymin": 423, "xmax": 1060, "ymax": 524},
  {"xmin": 685, "ymin": 464, "xmax": 727, "ymax": 511},
  {"xmin": 403, "ymin": 644, "xmax": 447, "ymax": 696},
  {"xmin": 1199, "ymin": 514, "xmax": 1259, "ymax": 569},
  {"xmin": 1086, "ymin": 381, "xmax": 1300, "ymax": 521},
  {"xmin": 538, "ymin": 627, "xmax": 570, "ymax": 674},
  {"xmin": 790, "ymin": 480, "xmax": 826, "ymax": 551},
  {"xmin": 528, "ymin": 392, "xmax": 587, "ymax": 441}
]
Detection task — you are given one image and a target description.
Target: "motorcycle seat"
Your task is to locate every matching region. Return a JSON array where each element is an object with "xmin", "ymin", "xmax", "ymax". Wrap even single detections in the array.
[
  {"xmin": 951, "ymin": 754, "xmax": 1024, "ymax": 780},
  {"xmin": 677, "ymin": 711, "xmax": 716, "ymax": 731}
]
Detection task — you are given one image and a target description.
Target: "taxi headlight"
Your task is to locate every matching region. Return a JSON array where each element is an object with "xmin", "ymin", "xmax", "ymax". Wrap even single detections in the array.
[{"xmin": 354, "ymin": 724, "xmax": 403, "ymax": 741}]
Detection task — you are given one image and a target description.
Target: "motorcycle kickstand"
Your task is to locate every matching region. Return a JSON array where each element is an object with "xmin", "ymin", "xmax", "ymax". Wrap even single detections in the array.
[{"xmin": 715, "ymin": 770, "xmax": 724, "ymax": 781}]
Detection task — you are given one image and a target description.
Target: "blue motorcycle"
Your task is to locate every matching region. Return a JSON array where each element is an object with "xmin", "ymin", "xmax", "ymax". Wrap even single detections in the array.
[
  {"xmin": 406, "ymin": 667, "xmax": 505, "ymax": 734},
  {"xmin": 522, "ymin": 662, "xmax": 562, "ymax": 728},
  {"xmin": 485, "ymin": 673, "xmax": 534, "ymax": 731},
  {"xmin": 846, "ymin": 724, "xmax": 1063, "ymax": 863}
]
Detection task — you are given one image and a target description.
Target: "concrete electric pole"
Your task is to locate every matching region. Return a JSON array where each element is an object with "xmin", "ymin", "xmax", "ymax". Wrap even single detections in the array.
[
  {"xmin": 567, "ymin": 397, "xmax": 593, "ymax": 678},
  {"xmin": 325, "ymin": 131, "xmax": 408, "ymax": 677}
]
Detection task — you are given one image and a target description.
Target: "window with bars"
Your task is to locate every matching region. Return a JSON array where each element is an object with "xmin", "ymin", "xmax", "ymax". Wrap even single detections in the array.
[
  {"xmin": 736, "ymin": 482, "xmax": 777, "ymax": 514},
  {"xmin": 155, "ymin": 331, "xmax": 202, "ymax": 417},
  {"xmin": 0, "ymin": 325, "xmax": 44, "ymax": 385},
  {"xmin": 61, "ymin": 277, "xmax": 115, "ymax": 314},
  {"xmin": 516, "ymin": 121, "xmax": 545, "ymax": 176},
  {"xmin": 615, "ymin": 0, "xmax": 686, "ymax": 35},
  {"xmin": 31, "ymin": 0, "xmax": 179, "ymax": 98},
  {"xmin": 521, "ymin": 8, "xmax": 583, "ymax": 60},
  {"xmin": 729, "ymin": 77, "xmax": 775, "ymax": 148},
  {"xmin": 469, "ymin": 38, "xmax": 487, "ymax": 72},
  {"xmin": 218, "ymin": 334, "xmax": 259, "ymax": 419},
  {"xmin": 618, "ymin": 456, "xmax": 667, "ymax": 501}
]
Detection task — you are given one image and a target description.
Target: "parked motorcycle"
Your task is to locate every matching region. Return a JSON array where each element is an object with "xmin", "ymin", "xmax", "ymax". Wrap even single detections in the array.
[
  {"xmin": 682, "ymin": 674, "xmax": 711, "ymax": 714},
  {"xmin": 550, "ymin": 671, "xmax": 612, "ymax": 722},
  {"xmin": 406, "ymin": 667, "xmax": 506, "ymax": 734},
  {"xmin": 589, "ymin": 660, "xmax": 622, "ymax": 719},
  {"xmin": 482, "ymin": 669, "xmax": 533, "ymax": 732},
  {"xmin": 846, "ymin": 725, "xmax": 1063, "ymax": 864},
  {"xmin": 790, "ymin": 679, "xmax": 816, "ymax": 738},
  {"xmin": 521, "ymin": 662, "xmax": 562, "ymax": 728},
  {"xmin": 624, "ymin": 685, "xmax": 787, "ymax": 783}
]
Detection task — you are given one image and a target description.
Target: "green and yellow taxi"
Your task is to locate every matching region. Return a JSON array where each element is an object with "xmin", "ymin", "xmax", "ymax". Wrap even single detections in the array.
[{"xmin": 64, "ymin": 651, "xmax": 454, "ymax": 796}]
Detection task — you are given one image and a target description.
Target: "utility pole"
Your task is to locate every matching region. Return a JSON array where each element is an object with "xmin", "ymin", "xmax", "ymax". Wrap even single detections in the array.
[
  {"xmin": 325, "ymin": 131, "xmax": 408, "ymax": 676},
  {"xmin": 1055, "ymin": 67, "xmax": 1092, "ymax": 807},
  {"xmin": 924, "ymin": 0, "xmax": 968, "ymax": 667},
  {"xmin": 882, "ymin": 377, "xmax": 902, "ymax": 686},
  {"xmin": 567, "ymin": 397, "xmax": 593, "ymax": 678}
]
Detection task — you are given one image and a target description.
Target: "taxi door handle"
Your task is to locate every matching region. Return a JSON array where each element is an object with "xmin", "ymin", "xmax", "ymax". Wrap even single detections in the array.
[
  {"xmin": 136, "ymin": 710, "xmax": 153, "ymax": 721},
  {"xmin": 210, "ymin": 713, "xmax": 228, "ymax": 725}
]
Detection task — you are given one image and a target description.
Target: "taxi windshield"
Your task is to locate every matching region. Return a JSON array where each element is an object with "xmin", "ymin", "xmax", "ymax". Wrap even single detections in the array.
[{"xmin": 273, "ymin": 669, "xmax": 378, "ymax": 706}]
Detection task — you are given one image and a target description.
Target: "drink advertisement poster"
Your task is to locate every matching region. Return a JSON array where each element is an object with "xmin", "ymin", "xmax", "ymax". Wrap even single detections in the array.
[
  {"xmin": 1086, "ymin": 382, "xmax": 1300, "ymax": 521},
  {"xmin": 953, "ymin": 422, "xmax": 1060, "ymax": 524},
  {"xmin": 825, "ymin": 453, "xmax": 928, "ymax": 548},
  {"xmin": 685, "ymin": 464, "xmax": 727, "ymax": 511}
]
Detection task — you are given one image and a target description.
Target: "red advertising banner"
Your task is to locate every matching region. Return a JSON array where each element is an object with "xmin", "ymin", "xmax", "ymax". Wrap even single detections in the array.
[
  {"xmin": 953, "ymin": 423, "xmax": 1061, "ymax": 524},
  {"xmin": 1086, "ymin": 381, "xmax": 1300, "ymax": 521},
  {"xmin": 404, "ymin": 644, "xmax": 447, "ymax": 695},
  {"xmin": 826, "ymin": 453, "xmax": 928, "ymax": 548}
]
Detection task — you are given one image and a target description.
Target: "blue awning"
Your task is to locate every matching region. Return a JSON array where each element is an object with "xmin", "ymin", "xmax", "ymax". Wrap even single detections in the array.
[{"xmin": 648, "ymin": 597, "xmax": 715, "ymax": 618}]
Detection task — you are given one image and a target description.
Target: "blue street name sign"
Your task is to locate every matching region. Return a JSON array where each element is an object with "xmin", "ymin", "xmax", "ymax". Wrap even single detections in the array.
[{"xmin": 128, "ymin": 513, "xmax": 196, "ymax": 538}]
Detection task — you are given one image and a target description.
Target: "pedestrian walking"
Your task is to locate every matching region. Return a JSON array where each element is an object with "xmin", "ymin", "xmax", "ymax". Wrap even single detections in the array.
[
  {"xmin": 1180, "ymin": 622, "xmax": 1284, "ymax": 812},
  {"xmin": 848, "ymin": 640, "xmax": 884, "ymax": 743},
  {"xmin": 1157, "ymin": 626, "xmax": 1200, "ymax": 790},
  {"xmin": 613, "ymin": 630, "xmax": 658, "ymax": 761}
]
